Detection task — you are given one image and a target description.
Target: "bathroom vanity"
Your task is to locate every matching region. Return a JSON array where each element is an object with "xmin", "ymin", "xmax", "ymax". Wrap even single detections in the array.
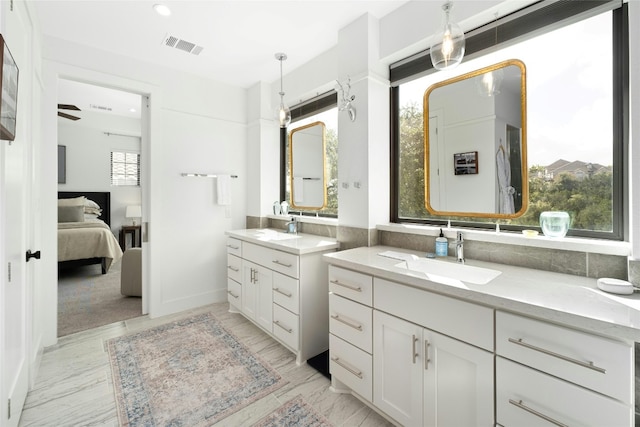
[
  {"xmin": 325, "ymin": 246, "xmax": 638, "ymax": 426},
  {"xmin": 225, "ymin": 229, "xmax": 339, "ymax": 364}
]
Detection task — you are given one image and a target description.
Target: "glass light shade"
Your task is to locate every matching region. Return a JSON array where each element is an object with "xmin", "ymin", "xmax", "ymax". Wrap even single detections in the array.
[
  {"xmin": 277, "ymin": 101, "xmax": 291, "ymax": 128},
  {"xmin": 476, "ymin": 68, "xmax": 504, "ymax": 96},
  {"xmin": 430, "ymin": 3, "xmax": 465, "ymax": 70}
]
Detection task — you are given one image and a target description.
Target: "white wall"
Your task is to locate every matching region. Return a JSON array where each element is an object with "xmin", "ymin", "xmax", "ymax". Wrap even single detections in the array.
[
  {"xmin": 57, "ymin": 111, "xmax": 142, "ymax": 234},
  {"xmin": 39, "ymin": 36, "xmax": 248, "ymax": 345}
]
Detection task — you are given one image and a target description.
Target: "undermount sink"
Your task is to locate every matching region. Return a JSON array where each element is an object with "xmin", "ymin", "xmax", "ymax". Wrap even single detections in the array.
[
  {"xmin": 395, "ymin": 258, "xmax": 502, "ymax": 285},
  {"xmin": 253, "ymin": 230, "xmax": 301, "ymax": 241}
]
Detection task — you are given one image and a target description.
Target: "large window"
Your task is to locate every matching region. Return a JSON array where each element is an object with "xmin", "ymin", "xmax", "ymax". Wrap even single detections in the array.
[
  {"xmin": 392, "ymin": 2, "xmax": 627, "ymax": 239},
  {"xmin": 283, "ymin": 94, "xmax": 338, "ymax": 217}
]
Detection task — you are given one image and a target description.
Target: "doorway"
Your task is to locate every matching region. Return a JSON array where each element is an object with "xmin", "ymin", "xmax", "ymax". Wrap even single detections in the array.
[{"xmin": 56, "ymin": 78, "xmax": 145, "ymax": 336}]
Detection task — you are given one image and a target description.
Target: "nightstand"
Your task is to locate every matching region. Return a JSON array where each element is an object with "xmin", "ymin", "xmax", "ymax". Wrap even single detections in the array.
[{"xmin": 119, "ymin": 225, "xmax": 141, "ymax": 251}]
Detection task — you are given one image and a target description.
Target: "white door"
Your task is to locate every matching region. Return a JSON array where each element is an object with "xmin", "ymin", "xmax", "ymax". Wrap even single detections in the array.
[
  {"xmin": 373, "ymin": 311, "xmax": 423, "ymax": 426},
  {"xmin": 1, "ymin": 3, "xmax": 34, "ymax": 424},
  {"xmin": 423, "ymin": 329, "xmax": 494, "ymax": 427}
]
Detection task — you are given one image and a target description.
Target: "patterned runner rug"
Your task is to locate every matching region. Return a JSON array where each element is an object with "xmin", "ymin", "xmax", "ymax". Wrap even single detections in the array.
[
  {"xmin": 253, "ymin": 395, "xmax": 334, "ymax": 427},
  {"xmin": 107, "ymin": 312, "xmax": 286, "ymax": 426}
]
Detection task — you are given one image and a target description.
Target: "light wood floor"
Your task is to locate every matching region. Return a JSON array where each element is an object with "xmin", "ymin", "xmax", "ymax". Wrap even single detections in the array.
[{"xmin": 18, "ymin": 302, "xmax": 394, "ymax": 426}]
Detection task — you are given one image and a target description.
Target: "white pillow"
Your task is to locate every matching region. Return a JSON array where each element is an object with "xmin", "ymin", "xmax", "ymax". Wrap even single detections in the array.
[{"xmin": 84, "ymin": 198, "xmax": 100, "ymax": 209}]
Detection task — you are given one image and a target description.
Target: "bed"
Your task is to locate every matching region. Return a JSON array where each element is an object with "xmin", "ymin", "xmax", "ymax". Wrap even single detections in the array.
[{"xmin": 58, "ymin": 191, "xmax": 123, "ymax": 274}]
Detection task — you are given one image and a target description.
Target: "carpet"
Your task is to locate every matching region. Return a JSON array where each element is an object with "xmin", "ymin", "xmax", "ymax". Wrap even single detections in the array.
[
  {"xmin": 58, "ymin": 261, "xmax": 141, "ymax": 336},
  {"xmin": 253, "ymin": 396, "xmax": 334, "ymax": 427},
  {"xmin": 107, "ymin": 312, "xmax": 287, "ymax": 426}
]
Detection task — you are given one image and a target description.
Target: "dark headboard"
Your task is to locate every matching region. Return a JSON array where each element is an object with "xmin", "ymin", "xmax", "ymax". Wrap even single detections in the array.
[{"xmin": 58, "ymin": 191, "xmax": 111, "ymax": 226}]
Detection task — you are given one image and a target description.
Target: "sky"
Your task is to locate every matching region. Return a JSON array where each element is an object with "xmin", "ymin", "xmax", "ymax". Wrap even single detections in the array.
[{"xmin": 399, "ymin": 11, "xmax": 613, "ymax": 167}]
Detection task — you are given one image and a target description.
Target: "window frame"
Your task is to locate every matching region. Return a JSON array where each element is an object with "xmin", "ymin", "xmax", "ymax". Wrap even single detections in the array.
[
  {"xmin": 390, "ymin": 1, "xmax": 628, "ymax": 240},
  {"xmin": 110, "ymin": 150, "xmax": 141, "ymax": 187},
  {"xmin": 280, "ymin": 91, "xmax": 339, "ymax": 218}
]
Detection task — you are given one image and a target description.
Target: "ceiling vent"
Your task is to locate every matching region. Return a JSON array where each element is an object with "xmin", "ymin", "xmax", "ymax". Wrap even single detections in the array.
[{"xmin": 162, "ymin": 34, "xmax": 204, "ymax": 56}]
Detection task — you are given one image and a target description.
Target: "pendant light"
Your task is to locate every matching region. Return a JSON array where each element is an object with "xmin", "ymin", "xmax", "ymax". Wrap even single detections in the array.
[
  {"xmin": 476, "ymin": 12, "xmax": 504, "ymax": 97},
  {"xmin": 430, "ymin": 1, "xmax": 465, "ymax": 71},
  {"xmin": 275, "ymin": 52, "xmax": 291, "ymax": 128}
]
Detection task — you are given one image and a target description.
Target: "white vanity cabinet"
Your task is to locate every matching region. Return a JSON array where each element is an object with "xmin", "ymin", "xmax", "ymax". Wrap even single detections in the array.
[
  {"xmin": 495, "ymin": 311, "xmax": 633, "ymax": 426},
  {"xmin": 373, "ymin": 278, "xmax": 494, "ymax": 427},
  {"xmin": 225, "ymin": 229, "xmax": 338, "ymax": 365}
]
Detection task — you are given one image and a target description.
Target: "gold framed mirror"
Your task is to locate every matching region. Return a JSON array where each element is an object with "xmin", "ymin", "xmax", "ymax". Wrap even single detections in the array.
[
  {"xmin": 289, "ymin": 121, "xmax": 327, "ymax": 210},
  {"xmin": 424, "ymin": 59, "xmax": 527, "ymax": 218}
]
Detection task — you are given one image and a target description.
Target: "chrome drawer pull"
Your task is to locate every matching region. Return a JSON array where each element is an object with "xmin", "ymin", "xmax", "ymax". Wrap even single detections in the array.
[
  {"xmin": 424, "ymin": 340, "xmax": 430, "ymax": 370},
  {"xmin": 273, "ymin": 320, "xmax": 293, "ymax": 333},
  {"xmin": 509, "ymin": 399, "xmax": 568, "ymax": 427},
  {"xmin": 329, "ymin": 279, "xmax": 362, "ymax": 292},
  {"xmin": 272, "ymin": 260, "xmax": 293, "ymax": 268},
  {"xmin": 227, "ymin": 244, "xmax": 240, "ymax": 250},
  {"xmin": 227, "ymin": 265, "xmax": 239, "ymax": 272},
  {"xmin": 227, "ymin": 290, "xmax": 239, "ymax": 299},
  {"xmin": 412, "ymin": 335, "xmax": 419, "ymax": 364},
  {"xmin": 331, "ymin": 314, "xmax": 363, "ymax": 331},
  {"xmin": 508, "ymin": 338, "xmax": 606, "ymax": 374},
  {"xmin": 331, "ymin": 356, "xmax": 363, "ymax": 379},
  {"xmin": 274, "ymin": 287, "xmax": 292, "ymax": 298}
]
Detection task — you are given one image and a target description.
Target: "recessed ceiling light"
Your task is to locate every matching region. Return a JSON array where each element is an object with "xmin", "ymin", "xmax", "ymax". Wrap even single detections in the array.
[{"xmin": 153, "ymin": 4, "xmax": 171, "ymax": 16}]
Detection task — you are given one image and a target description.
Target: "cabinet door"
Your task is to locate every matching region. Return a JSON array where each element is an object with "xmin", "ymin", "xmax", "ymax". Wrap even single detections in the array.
[
  {"xmin": 423, "ymin": 329, "xmax": 494, "ymax": 427},
  {"xmin": 373, "ymin": 311, "xmax": 423, "ymax": 427},
  {"xmin": 254, "ymin": 264, "xmax": 273, "ymax": 332},
  {"xmin": 242, "ymin": 261, "xmax": 258, "ymax": 321},
  {"xmin": 242, "ymin": 260, "xmax": 273, "ymax": 332}
]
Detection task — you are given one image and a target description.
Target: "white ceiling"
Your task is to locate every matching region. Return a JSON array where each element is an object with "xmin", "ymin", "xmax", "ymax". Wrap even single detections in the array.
[{"xmin": 34, "ymin": 0, "xmax": 410, "ymax": 89}]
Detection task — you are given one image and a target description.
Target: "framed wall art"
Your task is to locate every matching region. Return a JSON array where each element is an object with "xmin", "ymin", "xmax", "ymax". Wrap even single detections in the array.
[
  {"xmin": 0, "ymin": 34, "xmax": 19, "ymax": 141},
  {"xmin": 454, "ymin": 151, "xmax": 478, "ymax": 175}
]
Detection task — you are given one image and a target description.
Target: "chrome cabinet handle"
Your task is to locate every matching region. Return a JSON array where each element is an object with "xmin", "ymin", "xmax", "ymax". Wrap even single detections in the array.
[
  {"xmin": 227, "ymin": 244, "xmax": 239, "ymax": 250},
  {"xmin": 250, "ymin": 268, "xmax": 255, "ymax": 283},
  {"xmin": 331, "ymin": 314, "xmax": 363, "ymax": 331},
  {"xmin": 508, "ymin": 338, "xmax": 606, "ymax": 374},
  {"xmin": 273, "ymin": 320, "xmax": 293, "ymax": 333},
  {"xmin": 272, "ymin": 260, "xmax": 293, "ymax": 268},
  {"xmin": 509, "ymin": 399, "xmax": 568, "ymax": 427},
  {"xmin": 412, "ymin": 334, "xmax": 419, "ymax": 364},
  {"xmin": 329, "ymin": 279, "xmax": 362, "ymax": 292},
  {"xmin": 227, "ymin": 290, "xmax": 239, "ymax": 299},
  {"xmin": 227, "ymin": 265, "xmax": 239, "ymax": 272},
  {"xmin": 424, "ymin": 340, "xmax": 430, "ymax": 370},
  {"xmin": 331, "ymin": 356, "xmax": 363, "ymax": 379},
  {"xmin": 273, "ymin": 287, "xmax": 292, "ymax": 298}
]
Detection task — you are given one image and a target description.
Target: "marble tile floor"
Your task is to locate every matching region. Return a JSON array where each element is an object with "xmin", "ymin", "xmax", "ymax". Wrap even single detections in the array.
[{"xmin": 18, "ymin": 302, "xmax": 394, "ymax": 427}]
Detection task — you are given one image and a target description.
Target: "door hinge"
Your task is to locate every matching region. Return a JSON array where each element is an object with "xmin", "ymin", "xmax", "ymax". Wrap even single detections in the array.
[
  {"xmin": 7, "ymin": 398, "xmax": 11, "ymax": 419},
  {"xmin": 7, "ymin": 262, "xmax": 11, "ymax": 283},
  {"xmin": 10, "ymin": 0, "xmax": 13, "ymax": 11}
]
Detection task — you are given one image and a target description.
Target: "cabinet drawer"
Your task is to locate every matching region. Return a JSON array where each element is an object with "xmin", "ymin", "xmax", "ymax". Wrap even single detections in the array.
[
  {"xmin": 273, "ymin": 304, "xmax": 299, "ymax": 351},
  {"xmin": 227, "ymin": 254, "xmax": 242, "ymax": 283},
  {"xmin": 496, "ymin": 311, "xmax": 633, "ymax": 404},
  {"xmin": 329, "ymin": 293, "xmax": 372, "ymax": 353},
  {"xmin": 226, "ymin": 237, "xmax": 242, "ymax": 256},
  {"xmin": 496, "ymin": 357, "xmax": 631, "ymax": 427},
  {"xmin": 374, "ymin": 278, "xmax": 494, "ymax": 351},
  {"xmin": 227, "ymin": 278, "xmax": 241, "ymax": 308},
  {"xmin": 273, "ymin": 272, "xmax": 299, "ymax": 314},
  {"xmin": 328, "ymin": 265, "xmax": 373, "ymax": 306},
  {"xmin": 330, "ymin": 334, "xmax": 373, "ymax": 402},
  {"xmin": 244, "ymin": 242, "xmax": 299, "ymax": 278}
]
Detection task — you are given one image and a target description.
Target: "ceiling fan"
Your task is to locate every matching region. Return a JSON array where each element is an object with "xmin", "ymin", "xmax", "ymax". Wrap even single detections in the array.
[{"xmin": 58, "ymin": 104, "xmax": 81, "ymax": 121}]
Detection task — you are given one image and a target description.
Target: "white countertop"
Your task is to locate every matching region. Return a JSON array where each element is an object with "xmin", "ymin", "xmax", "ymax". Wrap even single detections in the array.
[
  {"xmin": 324, "ymin": 246, "xmax": 640, "ymax": 342},
  {"xmin": 226, "ymin": 228, "xmax": 339, "ymax": 255}
]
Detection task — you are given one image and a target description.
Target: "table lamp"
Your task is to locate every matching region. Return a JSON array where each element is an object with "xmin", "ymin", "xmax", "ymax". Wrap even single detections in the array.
[{"xmin": 126, "ymin": 205, "xmax": 142, "ymax": 226}]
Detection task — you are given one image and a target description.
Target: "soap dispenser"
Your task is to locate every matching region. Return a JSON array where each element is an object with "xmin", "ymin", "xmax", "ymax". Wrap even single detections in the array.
[{"xmin": 435, "ymin": 228, "xmax": 448, "ymax": 257}]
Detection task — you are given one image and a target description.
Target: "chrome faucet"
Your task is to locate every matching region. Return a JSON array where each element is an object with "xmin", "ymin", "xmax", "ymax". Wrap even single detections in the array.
[
  {"xmin": 286, "ymin": 217, "xmax": 298, "ymax": 234},
  {"xmin": 456, "ymin": 232, "xmax": 465, "ymax": 264}
]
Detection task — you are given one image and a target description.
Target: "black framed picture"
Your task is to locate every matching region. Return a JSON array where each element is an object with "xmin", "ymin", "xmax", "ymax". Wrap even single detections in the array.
[
  {"xmin": 58, "ymin": 145, "xmax": 66, "ymax": 184},
  {"xmin": 454, "ymin": 151, "xmax": 478, "ymax": 175},
  {"xmin": 0, "ymin": 34, "xmax": 19, "ymax": 141}
]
